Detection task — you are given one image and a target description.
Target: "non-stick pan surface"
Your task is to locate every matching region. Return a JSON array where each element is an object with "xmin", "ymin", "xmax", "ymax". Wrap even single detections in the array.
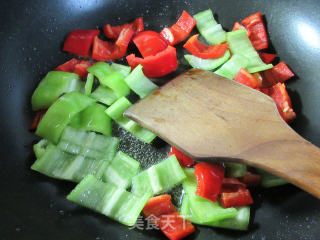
[{"xmin": 1, "ymin": 0, "xmax": 320, "ymax": 239}]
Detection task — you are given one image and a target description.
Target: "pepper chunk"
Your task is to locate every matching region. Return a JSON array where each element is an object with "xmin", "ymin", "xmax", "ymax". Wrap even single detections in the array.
[
  {"xmin": 142, "ymin": 194, "xmax": 176, "ymax": 218},
  {"xmin": 169, "ymin": 146, "xmax": 195, "ymax": 168},
  {"xmin": 133, "ymin": 31, "xmax": 168, "ymax": 58},
  {"xmin": 92, "ymin": 28, "xmax": 134, "ymax": 61},
  {"xmin": 241, "ymin": 12, "xmax": 268, "ymax": 50},
  {"xmin": 73, "ymin": 60, "xmax": 93, "ymax": 78},
  {"xmin": 261, "ymin": 62, "xmax": 294, "ymax": 87},
  {"xmin": 194, "ymin": 162, "xmax": 225, "ymax": 202},
  {"xmin": 183, "ymin": 34, "xmax": 228, "ymax": 59},
  {"xmin": 220, "ymin": 189, "xmax": 253, "ymax": 208},
  {"xmin": 29, "ymin": 109, "xmax": 47, "ymax": 130},
  {"xmin": 234, "ymin": 68, "xmax": 259, "ymax": 89},
  {"xmin": 220, "ymin": 178, "xmax": 246, "ymax": 193},
  {"xmin": 142, "ymin": 195, "xmax": 195, "ymax": 240},
  {"xmin": 267, "ymin": 83, "xmax": 296, "ymax": 123},
  {"xmin": 103, "ymin": 17, "xmax": 144, "ymax": 39},
  {"xmin": 160, "ymin": 10, "xmax": 196, "ymax": 45},
  {"xmin": 55, "ymin": 58, "xmax": 79, "ymax": 72},
  {"xmin": 63, "ymin": 30, "xmax": 100, "ymax": 57},
  {"xmin": 259, "ymin": 52, "xmax": 276, "ymax": 64},
  {"xmin": 126, "ymin": 46, "xmax": 178, "ymax": 77},
  {"xmin": 239, "ymin": 172, "xmax": 262, "ymax": 187}
]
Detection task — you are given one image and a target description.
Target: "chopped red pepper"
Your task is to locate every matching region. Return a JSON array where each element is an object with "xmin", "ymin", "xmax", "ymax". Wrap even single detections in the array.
[
  {"xmin": 220, "ymin": 189, "xmax": 253, "ymax": 208},
  {"xmin": 73, "ymin": 60, "xmax": 93, "ymax": 78},
  {"xmin": 234, "ymin": 68, "xmax": 259, "ymax": 89},
  {"xmin": 133, "ymin": 31, "xmax": 168, "ymax": 58},
  {"xmin": 126, "ymin": 45, "xmax": 178, "ymax": 77},
  {"xmin": 63, "ymin": 30, "xmax": 100, "ymax": 57},
  {"xmin": 30, "ymin": 109, "xmax": 47, "ymax": 130},
  {"xmin": 103, "ymin": 17, "xmax": 144, "ymax": 39},
  {"xmin": 92, "ymin": 28, "xmax": 134, "ymax": 61},
  {"xmin": 239, "ymin": 172, "xmax": 262, "ymax": 187},
  {"xmin": 183, "ymin": 34, "xmax": 229, "ymax": 59},
  {"xmin": 142, "ymin": 195, "xmax": 195, "ymax": 240},
  {"xmin": 259, "ymin": 52, "xmax": 276, "ymax": 64},
  {"xmin": 220, "ymin": 188, "xmax": 253, "ymax": 208},
  {"xmin": 169, "ymin": 146, "xmax": 195, "ymax": 168},
  {"xmin": 55, "ymin": 58, "xmax": 79, "ymax": 72},
  {"xmin": 232, "ymin": 22, "xmax": 251, "ymax": 37},
  {"xmin": 220, "ymin": 178, "xmax": 246, "ymax": 193},
  {"xmin": 194, "ymin": 162, "xmax": 225, "ymax": 202},
  {"xmin": 241, "ymin": 12, "xmax": 268, "ymax": 50},
  {"xmin": 268, "ymin": 83, "xmax": 296, "ymax": 122},
  {"xmin": 158, "ymin": 212, "xmax": 195, "ymax": 240},
  {"xmin": 142, "ymin": 194, "xmax": 176, "ymax": 218},
  {"xmin": 261, "ymin": 62, "xmax": 294, "ymax": 87},
  {"xmin": 160, "ymin": 11, "xmax": 196, "ymax": 45}
]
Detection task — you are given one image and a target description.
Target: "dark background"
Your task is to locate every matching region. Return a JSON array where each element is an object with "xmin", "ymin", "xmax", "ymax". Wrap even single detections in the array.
[{"xmin": 0, "ymin": 0, "xmax": 320, "ymax": 239}]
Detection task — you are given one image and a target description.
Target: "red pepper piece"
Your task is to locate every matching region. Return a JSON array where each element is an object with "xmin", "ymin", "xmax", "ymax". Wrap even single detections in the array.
[
  {"xmin": 73, "ymin": 60, "xmax": 93, "ymax": 78},
  {"xmin": 220, "ymin": 189, "xmax": 253, "ymax": 208},
  {"xmin": 241, "ymin": 12, "xmax": 268, "ymax": 50},
  {"xmin": 183, "ymin": 34, "xmax": 229, "ymax": 59},
  {"xmin": 142, "ymin": 195, "xmax": 195, "ymax": 240},
  {"xmin": 220, "ymin": 178, "xmax": 246, "ymax": 193},
  {"xmin": 160, "ymin": 11, "xmax": 196, "ymax": 45},
  {"xmin": 103, "ymin": 17, "xmax": 144, "ymax": 39},
  {"xmin": 169, "ymin": 146, "xmax": 195, "ymax": 168},
  {"xmin": 158, "ymin": 212, "xmax": 195, "ymax": 240},
  {"xmin": 194, "ymin": 162, "xmax": 225, "ymax": 202},
  {"xmin": 232, "ymin": 22, "xmax": 251, "ymax": 37},
  {"xmin": 261, "ymin": 62, "xmax": 294, "ymax": 87},
  {"xmin": 133, "ymin": 31, "xmax": 168, "ymax": 58},
  {"xmin": 63, "ymin": 30, "xmax": 100, "ymax": 57},
  {"xmin": 239, "ymin": 172, "xmax": 262, "ymax": 187},
  {"xmin": 29, "ymin": 109, "xmax": 47, "ymax": 130},
  {"xmin": 234, "ymin": 68, "xmax": 259, "ymax": 89},
  {"xmin": 126, "ymin": 45, "xmax": 178, "ymax": 77},
  {"xmin": 55, "ymin": 58, "xmax": 79, "ymax": 72},
  {"xmin": 259, "ymin": 52, "xmax": 276, "ymax": 64},
  {"xmin": 268, "ymin": 83, "xmax": 296, "ymax": 123},
  {"xmin": 92, "ymin": 28, "xmax": 134, "ymax": 61},
  {"xmin": 142, "ymin": 195, "xmax": 176, "ymax": 218}
]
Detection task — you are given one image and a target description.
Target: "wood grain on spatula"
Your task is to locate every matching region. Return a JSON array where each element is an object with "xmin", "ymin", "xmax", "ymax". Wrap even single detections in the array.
[{"xmin": 124, "ymin": 69, "xmax": 320, "ymax": 199}]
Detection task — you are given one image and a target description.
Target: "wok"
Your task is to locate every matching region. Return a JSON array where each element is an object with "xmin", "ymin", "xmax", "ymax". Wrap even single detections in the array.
[{"xmin": 1, "ymin": 0, "xmax": 320, "ymax": 239}]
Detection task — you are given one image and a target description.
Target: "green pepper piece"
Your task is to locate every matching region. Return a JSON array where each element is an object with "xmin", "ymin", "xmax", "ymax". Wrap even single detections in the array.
[
  {"xmin": 226, "ymin": 29, "xmax": 273, "ymax": 73},
  {"xmin": 90, "ymin": 86, "xmax": 118, "ymax": 106},
  {"xmin": 180, "ymin": 194, "xmax": 250, "ymax": 230},
  {"xmin": 255, "ymin": 168, "xmax": 288, "ymax": 188},
  {"xmin": 88, "ymin": 62, "xmax": 130, "ymax": 99},
  {"xmin": 214, "ymin": 54, "xmax": 249, "ymax": 79},
  {"xmin": 84, "ymin": 73, "xmax": 94, "ymax": 96},
  {"xmin": 184, "ymin": 50, "xmax": 230, "ymax": 71},
  {"xmin": 33, "ymin": 139, "xmax": 50, "ymax": 159},
  {"xmin": 193, "ymin": 9, "xmax": 226, "ymax": 45},
  {"xmin": 69, "ymin": 103, "xmax": 112, "ymax": 136},
  {"xmin": 105, "ymin": 97, "xmax": 157, "ymax": 143},
  {"xmin": 36, "ymin": 92, "xmax": 96, "ymax": 144},
  {"xmin": 31, "ymin": 71, "xmax": 81, "ymax": 110},
  {"xmin": 124, "ymin": 64, "xmax": 158, "ymax": 99},
  {"xmin": 225, "ymin": 163, "xmax": 247, "ymax": 178},
  {"xmin": 111, "ymin": 63, "xmax": 131, "ymax": 77}
]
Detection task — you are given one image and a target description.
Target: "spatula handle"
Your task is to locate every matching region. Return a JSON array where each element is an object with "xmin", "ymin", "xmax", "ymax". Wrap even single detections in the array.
[{"xmin": 236, "ymin": 138, "xmax": 320, "ymax": 199}]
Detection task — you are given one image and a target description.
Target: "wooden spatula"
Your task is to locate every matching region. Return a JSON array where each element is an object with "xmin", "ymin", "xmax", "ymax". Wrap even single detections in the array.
[{"xmin": 124, "ymin": 69, "xmax": 320, "ymax": 199}]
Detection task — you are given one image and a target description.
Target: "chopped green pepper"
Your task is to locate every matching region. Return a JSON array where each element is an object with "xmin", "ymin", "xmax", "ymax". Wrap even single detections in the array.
[
  {"xmin": 226, "ymin": 29, "xmax": 273, "ymax": 73},
  {"xmin": 88, "ymin": 62, "xmax": 130, "ymax": 99},
  {"xmin": 124, "ymin": 64, "xmax": 158, "ymax": 98},
  {"xmin": 31, "ymin": 71, "xmax": 81, "ymax": 110},
  {"xmin": 69, "ymin": 103, "xmax": 112, "ymax": 136},
  {"xmin": 36, "ymin": 92, "xmax": 96, "ymax": 144}
]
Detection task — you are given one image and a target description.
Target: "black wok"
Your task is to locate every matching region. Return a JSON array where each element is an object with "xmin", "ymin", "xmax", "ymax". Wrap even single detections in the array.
[{"xmin": 1, "ymin": 0, "xmax": 320, "ymax": 239}]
